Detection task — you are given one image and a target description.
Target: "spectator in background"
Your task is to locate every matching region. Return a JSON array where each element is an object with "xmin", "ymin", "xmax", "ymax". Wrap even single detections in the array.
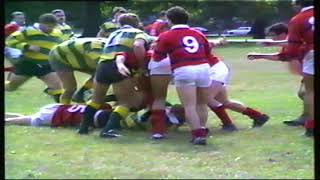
[
  {"xmin": 144, "ymin": 10, "xmax": 169, "ymax": 37},
  {"xmin": 52, "ymin": 9, "xmax": 74, "ymax": 40},
  {"xmin": 96, "ymin": 6, "xmax": 127, "ymax": 37},
  {"xmin": 8, "ymin": 11, "xmax": 26, "ymax": 28}
]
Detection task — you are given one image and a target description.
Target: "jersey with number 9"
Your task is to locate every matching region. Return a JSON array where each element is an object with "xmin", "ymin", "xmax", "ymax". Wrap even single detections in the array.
[{"xmin": 153, "ymin": 25, "xmax": 211, "ymax": 69}]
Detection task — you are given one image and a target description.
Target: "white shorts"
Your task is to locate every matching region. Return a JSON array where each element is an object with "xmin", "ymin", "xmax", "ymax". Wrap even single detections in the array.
[
  {"xmin": 173, "ymin": 63, "xmax": 211, "ymax": 87},
  {"xmin": 30, "ymin": 104, "xmax": 61, "ymax": 126},
  {"xmin": 210, "ymin": 61, "xmax": 231, "ymax": 85},
  {"xmin": 148, "ymin": 57, "xmax": 172, "ymax": 75},
  {"xmin": 302, "ymin": 50, "xmax": 314, "ymax": 75}
]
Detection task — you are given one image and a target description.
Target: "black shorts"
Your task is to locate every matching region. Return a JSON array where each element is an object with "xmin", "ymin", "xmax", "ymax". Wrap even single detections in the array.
[
  {"xmin": 95, "ymin": 61, "xmax": 126, "ymax": 85},
  {"xmin": 14, "ymin": 60, "xmax": 54, "ymax": 78}
]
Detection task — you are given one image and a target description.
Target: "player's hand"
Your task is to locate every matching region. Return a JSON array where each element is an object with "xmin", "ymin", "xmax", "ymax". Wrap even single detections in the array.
[
  {"xmin": 218, "ymin": 37, "xmax": 228, "ymax": 45},
  {"xmin": 29, "ymin": 45, "xmax": 41, "ymax": 52},
  {"xmin": 116, "ymin": 62, "xmax": 131, "ymax": 77}
]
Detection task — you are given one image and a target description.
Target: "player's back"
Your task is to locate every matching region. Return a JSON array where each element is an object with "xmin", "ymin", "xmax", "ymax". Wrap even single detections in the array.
[
  {"xmin": 54, "ymin": 37, "xmax": 107, "ymax": 70},
  {"xmin": 290, "ymin": 8, "xmax": 314, "ymax": 49},
  {"xmin": 158, "ymin": 26, "xmax": 210, "ymax": 69},
  {"xmin": 51, "ymin": 104, "xmax": 86, "ymax": 127},
  {"xmin": 100, "ymin": 25, "xmax": 150, "ymax": 61}
]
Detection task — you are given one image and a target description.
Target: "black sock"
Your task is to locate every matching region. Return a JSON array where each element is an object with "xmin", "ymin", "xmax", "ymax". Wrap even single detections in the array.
[{"xmin": 102, "ymin": 112, "xmax": 122, "ymax": 132}]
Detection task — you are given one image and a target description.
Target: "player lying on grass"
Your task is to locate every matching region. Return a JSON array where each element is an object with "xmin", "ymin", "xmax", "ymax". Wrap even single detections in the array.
[
  {"xmin": 5, "ymin": 103, "xmax": 185, "ymax": 132},
  {"xmin": 247, "ymin": 22, "xmax": 308, "ymax": 127}
]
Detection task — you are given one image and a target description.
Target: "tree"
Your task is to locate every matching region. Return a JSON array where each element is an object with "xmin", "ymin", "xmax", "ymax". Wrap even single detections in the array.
[{"xmin": 80, "ymin": 2, "xmax": 103, "ymax": 37}]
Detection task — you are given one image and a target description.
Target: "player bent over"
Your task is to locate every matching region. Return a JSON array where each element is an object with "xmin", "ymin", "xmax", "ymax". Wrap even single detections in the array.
[
  {"xmin": 78, "ymin": 13, "xmax": 153, "ymax": 138},
  {"xmin": 49, "ymin": 37, "xmax": 107, "ymax": 104}
]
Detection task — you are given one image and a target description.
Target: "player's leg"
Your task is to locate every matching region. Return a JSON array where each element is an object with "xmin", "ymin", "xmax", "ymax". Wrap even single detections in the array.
[
  {"xmin": 283, "ymin": 80, "xmax": 308, "ymax": 126},
  {"xmin": 72, "ymin": 76, "xmax": 94, "ymax": 103},
  {"xmin": 56, "ymin": 71, "xmax": 77, "ymax": 104},
  {"xmin": 78, "ymin": 61, "xmax": 123, "ymax": 134},
  {"xmin": 216, "ymin": 87, "xmax": 269, "ymax": 127},
  {"xmin": 5, "ymin": 73, "xmax": 31, "ymax": 91},
  {"xmin": 100, "ymin": 78, "xmax": 137, "ymax": 137},
  {"xmin": 148, "ymin": 58, "xmax": 172, "ymax": 139},
  {"xmin": 5, "ymin": 115, "xmax": 33, "ymax": 126}
]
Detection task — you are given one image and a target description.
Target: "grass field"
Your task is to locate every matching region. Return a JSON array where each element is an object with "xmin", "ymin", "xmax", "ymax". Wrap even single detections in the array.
[{"xmin": 5, "ymin": 44, "xmax": 314, "ymax": 179}]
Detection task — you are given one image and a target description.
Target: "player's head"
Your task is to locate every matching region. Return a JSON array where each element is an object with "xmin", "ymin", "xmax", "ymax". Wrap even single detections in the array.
[
  {"xmin": 94, "ymin": 110, "xmax": 111, "ymax": 128},
  {"xmin": 170, "ymin": 104, "xmax": 185, "ymax": 125},
  {"xmin": 52, "ymin": 9, "xmax": 66, "ymax": 24},
  {"xmin": 158, "ymin": 10, "xmax": 167, "ymax": 20},
  {"xmin": 166, "ymin": 6, "xmax": 189, "ymax": 26},
  {"xmin": 112, "ymin": 6, "xmax": 127, "ymax": 22},
  {"xmin": 291, "ymin": 0, "xmax": 313, "ymax": 12},
  {"xmin": 118, "ymin": 13, "xmax": 141, "ymax": 28},
  {"xmin": 266, "ymin": 22, "xmax": 288, "ymax": 40},
  {"xmin": 38, "ymin": 13, "xmax": 58, "ymax": 33},
  {"xmin": 11, "ymin": 11, "xmax": 25, "ymax": 26}
]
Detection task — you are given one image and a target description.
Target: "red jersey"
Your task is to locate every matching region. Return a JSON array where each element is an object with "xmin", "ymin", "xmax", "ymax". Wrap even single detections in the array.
[
  {"xmin": 153, "ymin": 25, "xmax": 211, "ymax": 70},
  {"xmin": 145, "ymin": 19, "xmax": 169, "ymax": 37},
  {"xmin": 51, "ymin": 104, "xmax": 112, "ymax": 127},
  {"xmin": 5, "ymin": 23, "xmax": 20, "ymax": 37},
  {"xmin": 287, "ymin": 6, "xmax": 314, "ymax": 59}
]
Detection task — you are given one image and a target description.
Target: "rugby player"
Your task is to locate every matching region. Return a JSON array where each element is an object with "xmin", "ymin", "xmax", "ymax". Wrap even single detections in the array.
[
  {"xmin": 77, "ymin": 13, "xmax": 153, "ymax": 138},
  {"xmin": 96, "ymin": 6, "xmax": 127, "ymax": 38},
  {"xmin": 286, "ymin": 0, "xmax": 314, "ymax": 137},
  {"xmin": 48, "ymin": 37, "xmax": 107, "ymax": 104},
  {"xmin": 247, "ymin": 22, "xmax": 308, "ymax": 127},
  {"xmin": 5, "ymin": 13, "xmax": 64, "ymax": 102},
  {"xmin": 152, "ymin": 6, "xmax": 212, "ymax": 145},
  {"xmin": 52, "ymin": 9, "xmax": 75, "ymax": 41},
  {"xmin": 144, "ymin": 10, "xmax": 169, "ymax": 36}
]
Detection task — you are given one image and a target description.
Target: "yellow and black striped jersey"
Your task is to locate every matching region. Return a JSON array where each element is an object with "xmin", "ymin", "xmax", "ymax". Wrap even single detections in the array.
[
  {"xmin": 5, "ymin": 25, "xmax": 64, "ymax": 64},
  {"xmin": 100, "ymin": 25, "xmax": 152, "ymax": 61},
  {"xmin": 51, "ymin": 38, "xmax": 107, "ymax": 70},
  {"xmin": 100, "ymin": 21, "xmax": 119, "ymax": 34},
  {"xmin": 56, "ymin": 23, "xmax": 74, "ymax": 41}
]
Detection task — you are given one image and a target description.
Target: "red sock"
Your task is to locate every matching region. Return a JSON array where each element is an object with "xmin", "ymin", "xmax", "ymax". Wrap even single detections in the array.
[
  {"xmin": 243, "ymin": 107, "xmax": 263, "ymax": 119},
  {"xmin": 150, "ymin": 109, "xmax": 167, "ymax": 134},
  {"xmin": 304, "ymin": 119, "xmax": 314, "ymax": 129},
  {"xmin": 191, "ymin": 128, "xmax": 207, "ymax": 138},
  {"xmin": 209, "ymin": 105, "xmax": 233, "ymax": 125}
]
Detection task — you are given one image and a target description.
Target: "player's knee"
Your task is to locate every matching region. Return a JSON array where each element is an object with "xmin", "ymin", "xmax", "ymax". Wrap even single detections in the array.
[
  {"xmin": 297, "ymin": 90, "xmax": 305, "ymax": 100},
  {"xmin": 5, "ymin": 81, "xmax": 18, "ymax": 91}
]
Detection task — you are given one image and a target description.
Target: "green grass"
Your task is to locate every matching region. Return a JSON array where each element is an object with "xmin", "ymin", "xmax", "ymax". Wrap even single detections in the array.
[{"xmin": 5, "ymin": 45, "xmax": 314, "ymax": 179}]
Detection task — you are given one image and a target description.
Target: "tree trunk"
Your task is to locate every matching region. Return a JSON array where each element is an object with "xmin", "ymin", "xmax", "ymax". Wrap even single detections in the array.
[{"xmin": 80, "ymin": 2, "xmax": 103, "ymax": 37}]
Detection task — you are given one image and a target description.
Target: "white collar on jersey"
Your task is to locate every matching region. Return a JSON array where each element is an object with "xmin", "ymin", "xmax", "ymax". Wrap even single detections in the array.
[
  {"xmin": 301, "ymin": 6, "xmax": 313, "ymax": 12},
  {"xmin": 171, "ymin": 24, "xmax": 190, "ymax": 30},
  {"xmin": 121, "ymin": 24, "xmax": 134, "ymax": 28},
  {"xmin": 155, "ymin": 19, "xmax": 167, "ymax": 23}
]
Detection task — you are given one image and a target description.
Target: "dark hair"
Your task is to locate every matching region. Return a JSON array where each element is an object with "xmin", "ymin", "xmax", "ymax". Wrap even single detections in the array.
[
  {"xmin": 118, "ymin": 13, "xmax": 140, "ymax": 28},
  {"xmin": 266, "ymin": 22, "xmax": 288, "ymax": 35},
  {"xmin": 51, "ymin": 9, "xmax": 64, "ymax": 14},
  {"xmin": 159, "ymin": 10, "xmax": 166, "ymax": 18},
  {"xmin": 112, "ymin": 6, "xmax": 127, "ymax": 15},
  {"xmin": 294, "ymin": 0, "xmax": 313, "ymax": 7},
  {"xmin": 166, "ymin": 6, "xmax": 189, "ymax": 24},
  {"xmin": 11, "ymin": 11, "xmax": 24, "ymax": 18},
  {"xmin": 38, "ymin": 13, "xmax": 58, "ymax": 24}
]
